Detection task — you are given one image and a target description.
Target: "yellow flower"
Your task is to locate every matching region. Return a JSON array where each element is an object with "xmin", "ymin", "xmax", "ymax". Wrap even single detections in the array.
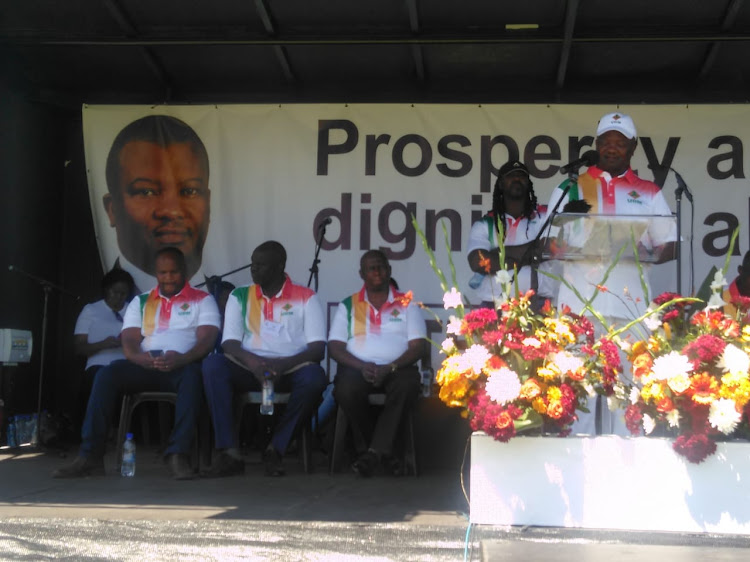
[
  {"xmin": 720, "ymin": 373, "xmax": 750, "ymax": 409},
  {"xmin": 647, "ymin": 337, "xmax": 661, "ymax": 353},
  {"xmin": 532, "ymin": 397, "xmax": 547, "ymax": 414},
  {"xmin": 641, "ymin": 382, "xmax": 664, "ymax": 404},
  {"xmin": 547, "ymin": 386, "xmax": 562, "ymax": 401},
  {"xmin": 537, "ymin": 366, "xmax": 558, "ymax": 382},
  {"xmin": 629, "ymin": 340, "xmax": 647, "ymax": 359},
  {"xmin": 663, "ymin": 322, "xmax": 672, "ymax": 341},
  {"xmin": 742, "ymin": 325, "xmax": 750, "ymax": 342},
  {"xmin": 667, "ymin": 373, "xmax": 691, "ymax": 395}
]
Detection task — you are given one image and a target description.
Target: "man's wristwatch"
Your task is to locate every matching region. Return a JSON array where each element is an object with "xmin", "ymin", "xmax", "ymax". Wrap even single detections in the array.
[{"xmin": 389, "ymin": 362, "xmax": 398, "ymax": 373}]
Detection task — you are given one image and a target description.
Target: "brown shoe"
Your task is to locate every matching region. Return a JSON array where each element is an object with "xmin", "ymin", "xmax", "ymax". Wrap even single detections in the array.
[
  {"xmin": 201, "ymin": 451, "xmax": 245, "ymax": 478},
  {"xmin": 167, "ymin": 453, "xmax": 195, "ymax": 480},
  {"xmin": 52, "ymin": 456, "xmax": 105, "ymax": 478}
]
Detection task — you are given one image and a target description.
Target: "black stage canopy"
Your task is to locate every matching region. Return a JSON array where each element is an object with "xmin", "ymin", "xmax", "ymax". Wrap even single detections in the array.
[{"xmin": 3, "ymin": 0, "xmax": 750, "ymax": 106}]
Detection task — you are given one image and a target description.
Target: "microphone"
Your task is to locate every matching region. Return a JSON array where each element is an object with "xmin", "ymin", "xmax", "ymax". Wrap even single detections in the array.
[
  {"xmin": 317, "ymin": 217, "xmax": 333, "ymax": 230},
  {"xmin": 560, "ymin": 150, "xmax": 599, "ymax": 174}
]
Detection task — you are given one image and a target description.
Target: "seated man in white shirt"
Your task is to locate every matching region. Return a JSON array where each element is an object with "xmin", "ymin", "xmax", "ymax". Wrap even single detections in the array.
[
  {"xmin": 53, "ymin": 247, "xmax": 220, "ymax": 480},
  {"xmin": 329, "ymin": 250, "xmax": 426, "ymax": 477},
  {"xmin": 201, "ymin": 241, "xmax": 327, "ymax": 477}
]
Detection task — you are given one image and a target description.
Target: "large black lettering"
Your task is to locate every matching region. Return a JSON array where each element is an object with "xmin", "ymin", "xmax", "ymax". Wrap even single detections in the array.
[
  {"xmin": 480, "ymin": 135, "xmax": 519, "ymax": 193},
  {"xmin": 315, "ymin": 193, "xmax": 352, "ymax": 250},
  {"xmin": 365, "ymin": 134, "xmax": 391, "ymax": 176},
  {"xmin": 703, "ymin": 212, "xmax": 741, "ymax": 257},
  {"xmin": 436, "ymin": 135, "xmax": 473, "ymax": 178},
  {"xmin": 392, "ymin": 135, "xmax": 432, "ymax": 177},
  {"xmin": 425, "ymin": 209, "xmax": 462, "ymax": 251},
  {"xmin": 317, "ymin": 120, "xmax": 359, "ymax": 175},
  {"xmin": 378, "ymin": 202, "xmax": 417, "ymax": 260},
  {"xmin": 707, "ymin": 136, "xmax": 744, "ymax": 180},
  {"xmin": 639, "ymin": 136, "xmax": 680, "ymax": 188},
  {"xmin": 525, "ymin": 135, "xmax": 561, "ymax": 179}
]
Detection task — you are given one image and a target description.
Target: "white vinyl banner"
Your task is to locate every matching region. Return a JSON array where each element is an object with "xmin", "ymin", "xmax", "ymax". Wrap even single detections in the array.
[{"xmin": 83, "ymin": 104, "xmax": 749, "ymax": 314}]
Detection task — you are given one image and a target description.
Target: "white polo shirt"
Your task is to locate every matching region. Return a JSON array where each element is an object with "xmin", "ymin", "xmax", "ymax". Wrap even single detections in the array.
[
  {"xmin": 329, "ymin": 286, "xmax": 426, "ymax": 365},
  {"xmin": 123, "ymin": 284, "xmax": 220, "ymax": 354},
  {"xmin": 222, "ymin": 275, "xmax": 326, "ymax": 358}
]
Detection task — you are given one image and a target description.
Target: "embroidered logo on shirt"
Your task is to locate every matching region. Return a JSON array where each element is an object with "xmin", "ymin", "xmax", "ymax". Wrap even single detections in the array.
[
  {"xmin": 280, "ymin": 303, "xmax": 294, "ymax": 316},
  {"xmin": 627, "ymin": 190, "xmax": 643, "ymax": 204},
  {"xmin": 177, "ymin": 302, "xmax": 192, "ymax": 316},
  {"xmin": 389, "ymin": 309, "xmax": 403, "ymax": 322}
]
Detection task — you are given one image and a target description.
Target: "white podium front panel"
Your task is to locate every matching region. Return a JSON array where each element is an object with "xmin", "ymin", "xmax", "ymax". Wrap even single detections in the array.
[{"xmin": 470, "ymin": 432, "xmax": 750, "ymax": 534}]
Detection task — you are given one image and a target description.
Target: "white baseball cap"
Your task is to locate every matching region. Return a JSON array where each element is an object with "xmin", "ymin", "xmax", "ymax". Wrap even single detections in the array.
[{"xmin": 596, "ymin": 112, "xmax": 637, "ymax": 140}]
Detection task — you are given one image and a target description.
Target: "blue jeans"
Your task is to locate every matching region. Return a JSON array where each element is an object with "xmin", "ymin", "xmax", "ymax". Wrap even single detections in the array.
[
  {"xmin": 80, "ymin": 359, "xmax": 203, "ymax": 458},
  {"xmin": 202, "ymin": 354, "xmax": 327, "ymax": 454}
]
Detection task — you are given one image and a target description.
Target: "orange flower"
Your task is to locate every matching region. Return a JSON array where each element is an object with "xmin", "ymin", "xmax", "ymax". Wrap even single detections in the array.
[
  {"xmin": 395, "ymin": 290, "xmax": 413, "ymax": 306},
  {"xmin": 519, "ymin": 378, "xmax": 543, "ymax": 400},
  {"xmin": 656, "ymin": 396, "xmax": 675, "ymax": 413},
  {"xmin": 568, "ymin": 367, "xmax": 586, "ymax": 381},
  {"xmin": 596, "ymin": 284, "xmax": 609, "ymax": 293},
  {"xmin": 477, "ymin": 251, "xmax": 492, "ymax": 274},
  {"xmin": 689, "ymin": 372, "xmax": 719, "ymax": 405},
  {"xmin": 496, "ymin": 411, "xmax": 514, "ymax": 430},
  {"xmin": 632, "ymin": 354, "xmax": 653, "ymax": 378},
  {"xmin": 547, "ymin": 400, "xmax": 564, "ymax": 419}
]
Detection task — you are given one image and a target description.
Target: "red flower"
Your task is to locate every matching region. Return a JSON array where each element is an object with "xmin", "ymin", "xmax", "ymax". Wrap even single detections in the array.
[
  {"xmin": 464, "ymin": 308, "xmax": 499, "ymax": 335},
  {"xmin": 624, "ymin": 404, "xmax": 643, "ymax": 436},
  {"xmin": 682, "ymin": 334, "xmax": 726, "ymax": 365},
  {"xmin": 673, "ymin": 433, "xmax": 717, "ymax": 464}
]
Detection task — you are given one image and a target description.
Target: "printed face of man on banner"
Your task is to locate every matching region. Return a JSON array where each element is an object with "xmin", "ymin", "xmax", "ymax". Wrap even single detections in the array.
[{"xmin": 102, "ymin": 115, "xmax": 211, "ymax": 280}]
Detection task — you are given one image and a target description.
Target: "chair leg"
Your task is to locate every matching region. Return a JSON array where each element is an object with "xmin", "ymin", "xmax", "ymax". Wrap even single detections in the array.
[
  {"xmin": 115, "ymin": 395, "xmax": 133, "ymax": 472},
  {"xmin": 329, "ymin": 406, "xmax": 348, "ymax": 475},
  {"xmin": 300, "ymin": 419, "xmax": 313, "ymax": 474}
]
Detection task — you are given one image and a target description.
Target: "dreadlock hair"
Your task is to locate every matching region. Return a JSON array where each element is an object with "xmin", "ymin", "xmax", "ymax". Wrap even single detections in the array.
[{"xmin": 491, "ymin": 173, "xmax": 539, "ymax": 240}]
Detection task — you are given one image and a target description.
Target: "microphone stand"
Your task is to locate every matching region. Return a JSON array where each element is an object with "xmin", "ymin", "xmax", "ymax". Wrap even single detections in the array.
[
  {"xmin": 671, "ymin": 168, "xmax": 694, "ymax": 296},
  {"xmin": 7, "ymin": 266, "xmax": 79, "ymax": 447},
  {"xmin": 308, "ymin": 221, "xmax": 329, "ymax": 291}
]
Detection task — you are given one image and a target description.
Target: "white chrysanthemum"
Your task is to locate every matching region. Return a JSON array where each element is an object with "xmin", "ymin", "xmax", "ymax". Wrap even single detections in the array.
[
  {"xmin": 652, "ymin": 351, "xmax": 693, "ymax": 381},
  {"xmin": 706, "ymin": 291, "xmax": 727, "ymax": 311},
  {"xmin": 666, "ymin": 409, "xmax": 681, "ymax": 428},
  {"xmin": 613, "ymin": 335, "xmax": 631, "ymax": 353},
  {"xmin": 710, "ymin": 270, "xmax": 728, "ymax": 293},
  {"xmin": 643, "ymin": 306, "xmax": 662, "ymax": 332},
  {"xmin": 446, "ymin": 315, "xmax": 462, "ymax": 336},
  {"xmin": 709, "ymin": 398, "xmax": 742, "ymax": 435},
  {"xmin": 462, "ymin": 344, "xmax": 492, "ymax": 375},
  {"xmin": 441, "ymin": 337, "xmax": 455, "ymax": 354},
  {"xmin": 717, "ymin": 344, "xmax": 750, "ymax": 375},
  {"xmin": 583, "ymin": 382, "xmax": 596, "ymax": 398},
  {"xmin": 494, "ymin": 269, "xmax": 513, "ymax": 286},
  {"xmin": 642, "ymin": 413, "xmax": 656, "ymax": 435},
  {"xmin": 550, "ymin": 351, "xmax": 584, "ymax": 375},
  {"xmin": 607, "ymin": 395, "xmax": 623, "ymax": 412},
  {"xmin": 485, "ymin": 367, "xmax": 522, "ymax": 405},
  {"xmin": 443, "ymin": 287, "xmax": 463, "ymax": 309},
  {"xmin": 523, "ymin": 337, "xmax": 541, "ymax": 348},
  {"xmin": 629, "ymin": 386, "xmax": 641, "ymax": 404}
]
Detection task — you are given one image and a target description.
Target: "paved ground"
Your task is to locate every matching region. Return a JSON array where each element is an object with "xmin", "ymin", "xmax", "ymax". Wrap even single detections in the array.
[{"xmin": 2, "ymin": 445, "xmax": 750, "ymax": 561}]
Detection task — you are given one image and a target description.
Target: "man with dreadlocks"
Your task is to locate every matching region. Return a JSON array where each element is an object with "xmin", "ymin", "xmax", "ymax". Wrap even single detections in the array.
[{"xmin": 467, "ymin": 160, "xmax": 548, "ymax": 308}]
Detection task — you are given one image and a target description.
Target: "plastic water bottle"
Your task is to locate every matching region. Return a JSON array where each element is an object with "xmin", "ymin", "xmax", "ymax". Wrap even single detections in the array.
[
  {"xmin": 29, "ymin": 413, "xmax": 38, "ymax": 446},
  {"xmin": 260, "ymin": 375, "xmax": 275, "ymax": 416},
  {"xmin": 17, "ymin": 415, "xmax": 29, "ymax": 444},
  {"xmin": 121, "ymin": 433, "xmax": 136, "ymax": 477},
  {"xmin": 420, "ymin": 368, "xmax": 434, "ymax": 398}
]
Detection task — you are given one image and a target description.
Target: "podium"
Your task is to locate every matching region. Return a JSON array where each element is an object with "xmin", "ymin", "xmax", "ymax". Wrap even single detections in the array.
[{"xmin": 539, "ymin": 213, "xmax": 677, "ymax": 317}]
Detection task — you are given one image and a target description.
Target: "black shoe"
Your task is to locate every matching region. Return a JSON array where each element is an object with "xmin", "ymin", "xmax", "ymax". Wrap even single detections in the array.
[
  {"xmin": 351, "ymin": 450, "xmax": 379, "ymax": 478},
  {"xmin": 201, "ymin": 452, "xmax": 245, "ymax": 478},
  {"xmin": 382, "ymin": 455, "xmax": 405, "ymax": 477},
  {"xmin": 263, "ymin": 447, "xmax": 285, "ymax": 477},
  {"xmin": 167, "ymin": 453, "xmax": 195, "ymax": 480},
  {"xmin": 52, "ymin": 456, "xmax": 105, "ymax": 478}
]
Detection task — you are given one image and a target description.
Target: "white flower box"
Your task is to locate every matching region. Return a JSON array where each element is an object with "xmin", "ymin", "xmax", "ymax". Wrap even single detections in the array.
[{"xmin": 470, "ymin": 431, "xmax": 750, "ymax": 534}]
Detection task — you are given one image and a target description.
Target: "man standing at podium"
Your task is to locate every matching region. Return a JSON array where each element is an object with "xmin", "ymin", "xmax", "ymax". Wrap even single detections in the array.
[{"xmin": 546, "ymin": 112, "xmax": 677, "ymax": 434}]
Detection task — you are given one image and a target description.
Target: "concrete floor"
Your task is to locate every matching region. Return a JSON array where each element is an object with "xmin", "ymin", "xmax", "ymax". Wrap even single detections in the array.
[{"xmin": 2, "ymin": 445, "xmax": 750, "ymax": 561}]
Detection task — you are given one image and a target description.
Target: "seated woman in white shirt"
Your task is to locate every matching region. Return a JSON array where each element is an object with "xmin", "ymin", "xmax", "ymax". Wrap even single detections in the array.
[{"xmin": 73, "ymin": 268, "xmax": 134, "ymax": 430}]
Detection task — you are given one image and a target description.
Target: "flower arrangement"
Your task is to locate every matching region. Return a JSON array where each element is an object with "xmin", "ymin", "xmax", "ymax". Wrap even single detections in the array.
[
  {"xmin": 624, "ymin": 231, "xmax": 750, "ymax": 463},
  {"xmin": 412, "ymin": 216, "xmax": 620, "ymax": 441}
]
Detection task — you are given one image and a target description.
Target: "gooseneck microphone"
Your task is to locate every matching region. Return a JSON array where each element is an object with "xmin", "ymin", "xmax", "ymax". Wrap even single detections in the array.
[{"xmin": 560, "ymin": 150, "xmax": 599, "ymax": 174}]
